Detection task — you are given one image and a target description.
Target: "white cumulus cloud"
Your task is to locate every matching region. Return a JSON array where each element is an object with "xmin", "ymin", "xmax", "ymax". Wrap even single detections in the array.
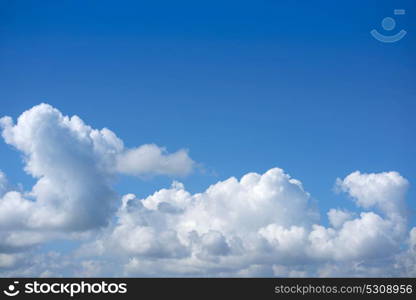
[
  {"xmin": 116, "ymin": 144, "xmax": 194, "ymax": 177},
  {"xmin": 0, "ymin": 104, "xmax": 414, "ymax": 277},
  {"xmin": 0, "ymin": 103, "xmax": 195, "ymax": 249},
  {"xmin": 77, "ymin": 169, "xmax": 414, "ymax": 277}
]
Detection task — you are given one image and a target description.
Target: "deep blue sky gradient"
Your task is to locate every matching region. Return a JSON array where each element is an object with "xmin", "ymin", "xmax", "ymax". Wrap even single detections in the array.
[{"xmin": 1, "ymin": 0, "xmax": 415, "ymax": 232}]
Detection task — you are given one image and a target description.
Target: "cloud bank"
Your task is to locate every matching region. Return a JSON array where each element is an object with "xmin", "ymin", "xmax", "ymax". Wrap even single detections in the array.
[
  {"xmin": 79, "ymin": 169, "xmax": 413, "ymax": 277},
  {"xmin": 0, "ymin": 104, "xmax": 414, "ymax": 277}
]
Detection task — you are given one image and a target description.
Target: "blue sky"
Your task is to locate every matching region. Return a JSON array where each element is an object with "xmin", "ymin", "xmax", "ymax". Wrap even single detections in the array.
[{"xmin": 0, "ymin": 0, "xmax": 415, "ymax": 276}]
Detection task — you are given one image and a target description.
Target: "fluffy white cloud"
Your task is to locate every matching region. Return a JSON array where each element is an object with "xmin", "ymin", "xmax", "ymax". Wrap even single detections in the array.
[
  {"xmin": 0, "ymin": 104, "xmax": 119, "ymax": 231},
  {"xmin": 309, "ymin": 212, "xmax": 401, "ymax": 261},
  {"xmin": 117, "ymin": 144, "xmax": 194, "ymax": 177},
  {"xmin": 77, "ymin": 169, "xmax": 414, "ymax": 277},
  {"xmin": 0, "ymin": 104, "xmax": 194, "ymax": 249},
  {"xmin": 2, "ymin": 166, "xmax": 415, "ymax": 276},
  {"xmin": 327, "ymin": 209, "xmax": 354, "ymax": 228},
  {"xmin": 395, "ymin": 227, "xmax": 416, "ymax": 277},
  {"xmin": 0, "ymin": 104, "xmax": 415, "ymax": 277},
  {"xmin": 335, "ymin": 171, "xmax": 409, "ymax": 219}
]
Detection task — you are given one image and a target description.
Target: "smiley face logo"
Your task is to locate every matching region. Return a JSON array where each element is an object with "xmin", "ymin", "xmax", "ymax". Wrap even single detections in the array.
[
  {"xmin": 3, "ymin": 281, "xmax": 20, "ymax": 297},
  {"xmin": 371, "ymin": 9, "xmax": 407, "ymax": 43}
]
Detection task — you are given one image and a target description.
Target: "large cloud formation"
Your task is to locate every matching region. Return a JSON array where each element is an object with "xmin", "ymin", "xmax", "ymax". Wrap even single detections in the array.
[
  {"xmin": 0, "ymin": 104, "xmax": 414, "ymax": 277},
  {"xmin": 0, "ymin": 104, "xmax": 194, "ymax": 249},
  {"xmin": 79, "ymin": 169, "xmax": 413, "ymax": 277}
]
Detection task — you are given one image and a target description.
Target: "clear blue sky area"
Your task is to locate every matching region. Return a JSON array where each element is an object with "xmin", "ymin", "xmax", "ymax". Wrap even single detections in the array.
[{"xmin": 1, "ymin": 0, "xmax": 415, "ymax": 230}]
